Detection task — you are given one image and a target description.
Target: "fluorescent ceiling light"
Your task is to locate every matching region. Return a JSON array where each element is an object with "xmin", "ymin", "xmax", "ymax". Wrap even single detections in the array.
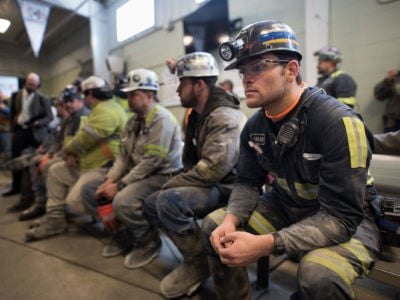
[{"xmin": 0, "ymin": 18, "xmax": 11, "ymax": 33}]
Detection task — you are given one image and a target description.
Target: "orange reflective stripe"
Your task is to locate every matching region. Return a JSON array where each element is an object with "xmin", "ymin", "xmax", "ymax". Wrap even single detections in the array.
[{"xmin": 100, "ymin": 141, "xmax": 113, "ymax": 159}]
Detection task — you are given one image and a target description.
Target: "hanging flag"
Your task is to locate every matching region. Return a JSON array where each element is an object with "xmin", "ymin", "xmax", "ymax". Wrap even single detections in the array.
[{"xmin": 18, "ymin": 0, "xmax": 51, "ymax": 57}]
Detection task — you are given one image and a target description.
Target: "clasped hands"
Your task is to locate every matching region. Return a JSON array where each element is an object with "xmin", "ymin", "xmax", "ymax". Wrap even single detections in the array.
[{"xmin": 210, "ymin": 214, "xmax": 275, "ymax": 267}]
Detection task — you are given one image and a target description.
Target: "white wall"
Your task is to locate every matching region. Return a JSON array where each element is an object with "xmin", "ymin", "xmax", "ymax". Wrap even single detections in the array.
[{"xmin": 330, "ymin": 0, "xmax": 400, "ymax": 133}]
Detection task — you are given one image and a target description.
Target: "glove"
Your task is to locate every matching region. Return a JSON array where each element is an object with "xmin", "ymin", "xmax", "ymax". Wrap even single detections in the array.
[{"xmin": 97, "ymin": 197, "xmax": 120, "ymax": 233}]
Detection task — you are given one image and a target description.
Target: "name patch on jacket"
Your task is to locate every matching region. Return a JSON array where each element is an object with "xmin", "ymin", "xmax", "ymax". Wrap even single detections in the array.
[{"xmin": 250, "ymin": 133, "xmax": 265, "ymax": 145}]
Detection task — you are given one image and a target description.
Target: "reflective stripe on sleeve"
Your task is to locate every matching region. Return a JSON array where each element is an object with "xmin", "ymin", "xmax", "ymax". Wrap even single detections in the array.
[
  {"xmin": 342, "ymin": 117, "xmax": 368, "ymax": 168},
  {"xmin": 144, "ymin": 144, "xmax": 168, "ymax": 158}
]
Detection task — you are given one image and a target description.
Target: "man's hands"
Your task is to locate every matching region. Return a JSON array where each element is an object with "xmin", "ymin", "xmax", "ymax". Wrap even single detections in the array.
[
  {"xmin": 95, "ymin": 178, "xmax": 118, "ymax": 200},
  {"xmin": 62, "ymin": 150, "xmax": 78, "ymax": 168},
  {"xmin": 210, "ymin": 213, "xmax": 275, "ymax": 267}
]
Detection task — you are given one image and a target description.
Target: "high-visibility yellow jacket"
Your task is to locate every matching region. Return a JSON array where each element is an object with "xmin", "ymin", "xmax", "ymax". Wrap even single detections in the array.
[{"xmin": 63, "ymin": 99, "xmax": 127, "ymax": 171}]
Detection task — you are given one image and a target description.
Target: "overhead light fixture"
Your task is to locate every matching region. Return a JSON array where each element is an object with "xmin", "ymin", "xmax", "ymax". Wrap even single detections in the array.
[
  {"xmin": 183, "ymin": 35, "xmax": 193, "ymax": 46},
  {"xmin": 0, "ymin": 18, "xmax": 11, "ymax": 33}
]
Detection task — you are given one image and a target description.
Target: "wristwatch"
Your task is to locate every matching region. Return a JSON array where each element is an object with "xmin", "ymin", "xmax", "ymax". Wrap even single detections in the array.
[
  {"xmin": 272, "ymin": 232, "xmax": 285, "ymax": 256},
  {"xmin": 116, "ymin": 180, "xmax": 126, "ymax": 191}
]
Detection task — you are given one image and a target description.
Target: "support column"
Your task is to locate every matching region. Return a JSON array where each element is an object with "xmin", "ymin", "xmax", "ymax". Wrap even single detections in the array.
[{"xmin": 304, "ymin": 0, "xmax": 329, "ymax": 85}]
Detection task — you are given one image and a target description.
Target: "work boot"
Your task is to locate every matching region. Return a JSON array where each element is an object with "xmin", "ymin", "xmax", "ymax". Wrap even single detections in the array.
[
  {"xmin": 102, "ymin": 228, "xmax": 133, "ymax": 258},
  {"xmin": 19, "ymin": 205, "xmax": 46, "ymax": 221},
  {"xmin": 160, "ymin": 258, "xmax": 210, "ymax": 298},
  {"xmin": 207, "ymin": 254, "xmax": 251, "ymax": 300},
  {"xmin": 25, "ymin": 211, "xmax": 67, "ymax": 242},
  {"xmin": 124, "ymin": 236, "xmax": 162, "ymax": 269},
  {"xmin": 160, "ymin": 229, "xmax": 210, "ymax": 298}
]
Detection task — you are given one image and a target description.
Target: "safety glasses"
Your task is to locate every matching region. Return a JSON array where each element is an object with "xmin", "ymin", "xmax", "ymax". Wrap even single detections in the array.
[{"xmin": 238, "ymin": 59, "xmax": 290, "ymax": 78}]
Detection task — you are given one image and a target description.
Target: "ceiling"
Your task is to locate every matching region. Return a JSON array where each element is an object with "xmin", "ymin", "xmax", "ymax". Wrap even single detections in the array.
[{"xmin": 0, "ymin": 0, "xmax": 90, "ymax": 61}]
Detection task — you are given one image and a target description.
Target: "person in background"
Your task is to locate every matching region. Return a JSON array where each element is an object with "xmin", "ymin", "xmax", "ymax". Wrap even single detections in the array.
[
  {"xmin": 144, "ymin": 52, "xmax": 244, "ymax": 298},
  {"xmin": 19, "ymin": 85, "xmax": 90, "ymax": 221},
  {"xmin": 112, "ymin": 74, "xmax": 133, "ymax": 117},
  {"xmin": 201, "ymin": 19, "xmax": 380, "ymax": 299},
  {"xmin": 80, "ymin": 68, "xmax": 183, "ymax": 269},
  {"xmin": 314, "ymin": 47, "xmax": 357, "ymax": 109},
  {"xmin": 374, "ymin": 69, "xmax": 400, "ymax": 133},
  {"xmin": 0, "ymin": 91, "xmax": 11, "ymax": 163},
  {"xmin": 24, "ymin": 76, "xmax": 127, "ymax": 242},
  {"xmin": 5, "ymin": 73, "xmax": 53, "ymax": 213}
]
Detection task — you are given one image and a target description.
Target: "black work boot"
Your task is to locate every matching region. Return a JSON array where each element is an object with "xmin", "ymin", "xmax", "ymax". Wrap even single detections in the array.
[
  {"xmin": 208, "ymin": 254, "xmax": 251, "ymax": 300},
  {"xmin": 19, "ymin": 204, "xmax": 46, "ymax": 221}
]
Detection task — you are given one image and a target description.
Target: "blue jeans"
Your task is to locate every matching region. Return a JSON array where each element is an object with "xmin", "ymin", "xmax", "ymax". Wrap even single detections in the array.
[{"xmin": 144, "ymin": 185, "xmax": 226, "ymax": 236}]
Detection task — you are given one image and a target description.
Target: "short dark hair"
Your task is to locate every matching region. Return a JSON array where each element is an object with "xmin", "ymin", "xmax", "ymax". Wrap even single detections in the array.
[
  {"xmin": 88, "ymin": 88, "xmax": 113, "ymax": 100},
  {"xmin": 190, "ymin": 76, "xmax": 218, "ymax": 89},
  {"xmin": 273, "ymin": 51, "xmax": 303, "ymax": 84}
]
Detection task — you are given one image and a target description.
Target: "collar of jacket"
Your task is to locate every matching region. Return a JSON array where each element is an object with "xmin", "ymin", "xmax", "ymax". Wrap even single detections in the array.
[{"xmin": 200, "ymin": 86, "xmax": 240, "ymax": 119}]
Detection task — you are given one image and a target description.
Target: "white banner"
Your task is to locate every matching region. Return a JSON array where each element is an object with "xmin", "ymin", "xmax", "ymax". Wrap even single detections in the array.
[{"xmin": 18, "ymin": 0, "xmax": 51, "ymax": 57}]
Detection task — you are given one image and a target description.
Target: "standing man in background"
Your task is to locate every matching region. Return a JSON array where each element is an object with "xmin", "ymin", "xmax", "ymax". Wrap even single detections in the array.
[
  {"xmin": 5, "ymin": 72, "xmax": 53, "ymax": 212},
  {"xmin": 314, "ymin": 47, "xmax": 357, "ymax": 109},
  {"xmin": 374, "ymin": 69, "xmax": 400, "ymax": 133}
]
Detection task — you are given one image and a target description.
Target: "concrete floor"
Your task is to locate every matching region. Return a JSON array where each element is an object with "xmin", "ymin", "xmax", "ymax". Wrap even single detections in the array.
[{"xmin": 0, "ymin": 169, "xmax": 399, "ymax": 300}]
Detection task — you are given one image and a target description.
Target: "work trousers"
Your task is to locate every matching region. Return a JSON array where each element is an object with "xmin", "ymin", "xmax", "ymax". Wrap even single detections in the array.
[
  {"xmin": 29, "ymin": 155, "xmax": 62, "ymax": 207},
  {"xmin": 202, "ymin": 193, "xmax": 381, "ymax": 300},
  {"xmin": 46, "ymin": 160, "xmax": 107, "ymax": 214},
  {"xmin": 145, "ymin": 185, "xmax": 226, "ymax": 236}
]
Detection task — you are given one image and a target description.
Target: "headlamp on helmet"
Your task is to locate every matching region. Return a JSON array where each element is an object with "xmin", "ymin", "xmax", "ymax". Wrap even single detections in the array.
[
  {"xmin": 219, "ymin": 20, "xmax": 302, "ymax": 70},
  {"xmin": 219, "ymin": 39, "xmax": 245, "ymax": 62}
]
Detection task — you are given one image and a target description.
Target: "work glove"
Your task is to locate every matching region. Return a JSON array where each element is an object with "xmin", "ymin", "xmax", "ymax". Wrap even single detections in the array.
[{"xmin": 97, "ymin": 197, "xmax": 120, "ymax": 233}]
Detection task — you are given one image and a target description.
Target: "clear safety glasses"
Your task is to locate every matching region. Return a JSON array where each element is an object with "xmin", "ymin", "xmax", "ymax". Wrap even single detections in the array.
[{"xmin": 238, "ymin": 59, "xmax": 290, "ymax": 78}]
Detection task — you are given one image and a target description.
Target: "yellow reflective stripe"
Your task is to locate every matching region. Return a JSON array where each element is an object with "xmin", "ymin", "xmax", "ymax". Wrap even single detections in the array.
[
  {"xmin": 197, "ymin": 159, "xmax": 223, "ymax": 179},
  {"xmin": 340, "ymin": 238, "xmax": 372, "ymax": 276},
  {"xmin": 146, "ymin": 105, "xmax": 160, "ymax": 124},
  {"xmin": 367, "ymin": 170, "xmax": 374, "ymax": 186},
  {"xmin": 208, "ymin": 208, "xmax": 226, "ymax": 225},
  {"xmin": 302, "ymin": 249, "xmax": 356, "ymax": 298},
  {"xmin": 342, "ymin": 117, "xmax": 368, "ymax": 168},
  {"xmin": 248, "ymin": 210, "xmax": 276, "ymax": 234},
  {"xmin": 338, "ymin": 96, "xmax": 356, "ymax": 106},
  {"xmin": 331, "ymin": 70, "xmax": 344, "ymax": 78},
  {"xmin": 277, "ymin": 177, "xmax": 290, "ymax": 193},
  {"xmin": 79, "ymin": 116, "xmax": 87, "ymax": 128},
  {"xmin": 262, "ymin": 38, "xmax": 298, "ymax": 46},
  {"xmin": 144, "ymin": 144, "xmax": 168, "ymax": 158},
  {"xmin": 294, "ymin": 182, "xmax": 318, "ymax": 200}
]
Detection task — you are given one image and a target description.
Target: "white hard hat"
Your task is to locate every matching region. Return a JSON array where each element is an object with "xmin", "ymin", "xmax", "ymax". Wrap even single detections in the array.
[
  {"xmin": 122, "ymin": 68, "xmax": 159, "ymax": 93},
  {"xmin": 176, "ymin": 52, "xmax": 219, "ymax": 78},
  {"xmin": 81, "ymin": 76, "xmax": 109, "ymax": 92}
]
